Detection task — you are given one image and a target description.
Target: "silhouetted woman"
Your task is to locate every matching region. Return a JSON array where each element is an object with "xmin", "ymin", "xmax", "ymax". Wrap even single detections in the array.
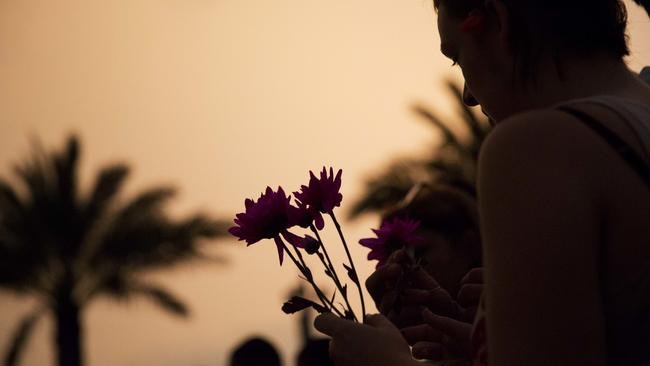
[{"xmin": 314, "ymin": 1, "xmax": 650, "ymax": 365}]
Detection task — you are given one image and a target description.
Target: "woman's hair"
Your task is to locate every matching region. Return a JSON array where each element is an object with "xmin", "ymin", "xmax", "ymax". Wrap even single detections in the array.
[{"xmin": 434, "ymin": 0, "xmax": 629, "ymax": 79}]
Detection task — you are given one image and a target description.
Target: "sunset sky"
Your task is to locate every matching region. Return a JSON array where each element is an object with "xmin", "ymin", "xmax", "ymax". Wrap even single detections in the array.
[{"xmin": 1, "ymin": 1, "xmax": 649, "ymax": 365}]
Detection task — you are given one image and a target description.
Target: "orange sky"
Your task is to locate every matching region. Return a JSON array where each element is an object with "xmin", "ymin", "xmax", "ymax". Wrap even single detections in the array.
[{"xmin": 0, "ymin": 1, "xmax": 648, "ymax": 366}]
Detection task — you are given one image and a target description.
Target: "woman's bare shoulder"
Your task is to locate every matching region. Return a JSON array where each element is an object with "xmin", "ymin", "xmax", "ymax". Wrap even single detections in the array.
[{"xmin": 480, "ymin": 109, "xmax": 605, "ymax": 180}]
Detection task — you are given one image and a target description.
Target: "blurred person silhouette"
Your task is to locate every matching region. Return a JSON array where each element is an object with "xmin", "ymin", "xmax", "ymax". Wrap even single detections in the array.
[
  {"xmin": 380, "ymin": 183, "xmax": 481, "ymax": 297},
  {"xmin": 362, "ymin": 183, "xmax": 483, "ymax": 330},
  {"xmin": 296, "ymin": 338, "xmax": 333, "ymax": 366},
  {"xmin": 229, "ymin": 337, "xmax": 282, "ymax": 366}
]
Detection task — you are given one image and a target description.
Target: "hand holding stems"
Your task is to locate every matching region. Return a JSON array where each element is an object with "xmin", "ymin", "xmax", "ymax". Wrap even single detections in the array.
[{"xmin": 314, "ymin": 313, "xmax": 415, "ymax": 366}]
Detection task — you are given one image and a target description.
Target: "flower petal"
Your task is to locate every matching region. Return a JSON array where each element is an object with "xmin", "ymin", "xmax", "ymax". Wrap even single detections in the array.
[{"xmin": 314, "ymin": 213, "xmax": 325, "ymax": 230}]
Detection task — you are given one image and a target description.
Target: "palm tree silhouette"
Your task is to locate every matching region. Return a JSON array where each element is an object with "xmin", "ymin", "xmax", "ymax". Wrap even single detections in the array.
[
  {"xmin": 0, "ymin": 135, "xmax": 227, "ymax": 366},
  {"xmin": 348, "ymin": 80, "xmax": 491, "ymax": 219}
]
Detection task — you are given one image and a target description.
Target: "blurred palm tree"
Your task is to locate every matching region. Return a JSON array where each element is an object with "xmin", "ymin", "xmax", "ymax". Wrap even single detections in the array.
[
  {"xmin": 348, "ymin": 80, "xmax": 491, "ymax": 219},
  {"xmin": 0, "ymin": 136, "xmax": 228, "ymax": 366}
]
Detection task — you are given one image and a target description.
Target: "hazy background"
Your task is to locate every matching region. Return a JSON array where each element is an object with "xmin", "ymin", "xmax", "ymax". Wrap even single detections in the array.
[{"xmin": 1, "ymin": 1, "xmax": 648, "ymax": 365}]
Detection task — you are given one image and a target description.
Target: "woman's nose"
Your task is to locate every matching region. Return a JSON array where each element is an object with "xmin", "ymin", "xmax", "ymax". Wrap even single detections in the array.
[{"xmin": 463, "ymin": 82, "xmax": 479, "ymax": 107}]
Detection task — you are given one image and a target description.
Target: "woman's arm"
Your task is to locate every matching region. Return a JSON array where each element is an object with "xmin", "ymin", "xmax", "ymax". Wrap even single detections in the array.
[{"xmin": 478, "ymin": 110, "xmax": 607, "ymax": 366}]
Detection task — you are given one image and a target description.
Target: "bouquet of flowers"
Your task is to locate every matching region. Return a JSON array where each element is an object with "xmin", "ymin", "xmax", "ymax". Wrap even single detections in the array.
[
  {"xmin": 229, "ymin": 167, "xmax": 424, "ymax": 322},
  {"xmin": 229, "ymin": 167, "xmax": 365, "ymax": 321}
]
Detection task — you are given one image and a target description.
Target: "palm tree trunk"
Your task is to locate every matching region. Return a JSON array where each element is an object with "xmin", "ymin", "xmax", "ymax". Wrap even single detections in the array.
[{"xmin": 55, "ymin": 298, "xmax": 83, "ymax": 366}]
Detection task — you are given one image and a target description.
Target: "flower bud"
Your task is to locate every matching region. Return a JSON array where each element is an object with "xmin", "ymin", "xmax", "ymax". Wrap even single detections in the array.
[{"xmin": 302, "ymin": 236, "xmax": 320, "ymax": 254}]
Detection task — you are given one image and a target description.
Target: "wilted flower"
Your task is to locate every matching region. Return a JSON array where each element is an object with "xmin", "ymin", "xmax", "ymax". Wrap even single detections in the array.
[
  {"xmin": 294, "ymin": 200, "xmax": 315, "ymax": 228},
  {"xmin": 229, "ymin": 186, "xmax": 305, "ymax": 265},
  {"xmin": 358, "ymin": 217, "xmax": 424, "ymax": 268},
  {"xmin": 282, "ymin": 296, "xmax": 327, "ymax": 314},
  {"xmin": 294, "ymin": 167, "xmax": 343, "ymax": 230}
]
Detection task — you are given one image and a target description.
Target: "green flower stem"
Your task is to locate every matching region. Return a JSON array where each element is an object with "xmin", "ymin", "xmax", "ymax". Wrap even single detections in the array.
[
  {"xmin": 328, "ymin": 211, "xmax": 366, "ymax": 320},
  {"xmin": 280, "ymin": 240, "xmax": 345, "ymax": 317},
  {"xmin": 310, "ymin": 225, "xmax": 358, "ymax": 322}
]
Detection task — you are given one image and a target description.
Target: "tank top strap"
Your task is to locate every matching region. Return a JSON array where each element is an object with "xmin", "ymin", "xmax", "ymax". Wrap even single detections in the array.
[{"xmin": 556, "ymin": 95, "xmax": 650, "ymax": 160}]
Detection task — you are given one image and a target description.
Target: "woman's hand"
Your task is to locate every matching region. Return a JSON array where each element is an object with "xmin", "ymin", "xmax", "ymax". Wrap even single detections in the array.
[
  {"xmin": 314, "ymin": 313, "xmax": 416, "ymax": 366},
  {"xmin": 457, "ymin": 267, "xmax": 484, "ymax": 322},
  {"xmin": 399, "ymin": 267, "xmax": 482, "ymax": 364},
  {"xmin": 401, "ymin": 308, "xmax": 473, "ymax": 364},
  {"xmin": 365, "ymin": 249, "xmax": 459, "ymax": 327}
]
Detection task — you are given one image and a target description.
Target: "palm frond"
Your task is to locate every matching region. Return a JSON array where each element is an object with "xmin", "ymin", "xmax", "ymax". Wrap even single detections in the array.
[
  {"xmin": 53, "ymin": 136, "xmax": 80, "ymax": 213},
  {"xmin": 115, "ymin": 187, "xmax": 177, "ymax": 223},
  {"xmin": 175, "ymin": 215, "xmax": 229, "ymax": 240},
  {"xmin": 0, "ymin": 176, "xmax": 56, "ymax": 293},
  {"xmin": 0, "ymin": 180, "xmax": 24, "ymax": 217},
  {"xmin": 89, "ymin": 204, "xmax": 225, "ymax": 273},
  {"xmin": 445, "ymin": 81, "xmax": 488, "ymax": 146},
  {"xmin": 97, "ymin": 275, "xmax": 189, "ymax": 317},
  {"xmin": 82, "ymin": 164, "xmax": 129, "ymax": 228},
  {"xmin": 7, "ymin": 137, "xmax": 88, "ymax": 260},
  {"xmin": 134, "ymin": 283, "xmax": 189, "ymax": 317},
  {"xmin": 3, "ymin": 307, "xmax": 44, "ymax": 366},
  {"xmin": 349, "ymin": 80, "xmax": 490, "ymax": 219},
  {"xmin": 411, "ymin": 105, "xmax": 469, "ymax": 156},
  {"xmin": 348, "ymin": 161, "xmax": 429, "ymax": 218},
  {"xmin": 12, "ymin": 141, "xmax": 51, "ymax": 208}
]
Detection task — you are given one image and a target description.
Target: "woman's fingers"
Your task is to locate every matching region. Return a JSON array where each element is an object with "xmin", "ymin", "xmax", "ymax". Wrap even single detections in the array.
[
  {"xmin": 365, "ymin": 313, "xmax": 400, "ymax": 332},
  {"xmin": 460, "ymin": 267, "xmax": 484, "ymax": 285},
  {"xmin": 366, "ymin": 263, "xmax": 402, "ymax": 306},
  {"xmin": 401, "ymin": 287, "xmax": 457, "ymax": 318},
  {"xmin": 412, "ymin": 341, "xmax": 444, "ymax": 360},
  {"xmin": 400, "ymin": 324, "xmax": 444, "ymax": 345},
  {"xmin": 314, "ymin": 313, "xmax": 352, "ymax": 337},
  {"xmin": 387, "ymin": 305, "xmax": 423, "ymax": 328},
  {"xmin": 456, "ymin": 283, "xmax": 483, "ymax": 308},
  {"xmin": 379, "ymin": 287, "xmax": 402, "ymax": 315},
  {"xmin": 401, "ymin": 288, "xmax": 449, "ymax": 306},
  {"xmin": 316, "ymin": 312, "xmax": 414, "ymax": 366},
  {"xmin": 422, "ymin": 308, "xmax": 472, "ymax": 353},
  {"xmin": 407, "ymin": 265, "xmax": 443, "ymax": 290}
]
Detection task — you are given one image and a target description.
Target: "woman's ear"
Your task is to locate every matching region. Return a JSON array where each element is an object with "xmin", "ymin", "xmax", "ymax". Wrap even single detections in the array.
[{"xmin": 459, "ymin": 11, "xmax": 486, "ymax": 32}]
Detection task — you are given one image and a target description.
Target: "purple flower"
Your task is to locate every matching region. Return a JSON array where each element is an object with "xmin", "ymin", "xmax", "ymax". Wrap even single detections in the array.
[
  {"xmin": 229, "ymin": 186, "xmax": 305, "ymax": 265},
  {"xmin": 294, "ymin": 167, "xmax": 343, "ymax": 230},
  {"xmin": 358, "ymin": 217, "xmax": 424, "ymax": 268}
]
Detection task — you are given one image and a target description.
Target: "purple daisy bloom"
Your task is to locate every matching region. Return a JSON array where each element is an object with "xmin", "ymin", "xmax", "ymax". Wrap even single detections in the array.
[
  {"xmin": 229, "ymin": 186, "xmax": 305, "ymax": 265},
  {"xmin": 358, "ymin": 217, "xmax": 424, "ymax": 268},
  {"xmin": 294, "ymin": 167, "xmax": 343, "ymax": 230}
]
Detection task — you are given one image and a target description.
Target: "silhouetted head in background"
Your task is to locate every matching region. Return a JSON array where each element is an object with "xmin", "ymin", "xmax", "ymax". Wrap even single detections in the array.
[
  {"xmin": 230, "ymin": 337, "xmax": 281, "ymax": 366},
  {"xmin": 297, "ymin": 339, "xmax": 333, "ymax": 366},
  {"xmin": 382, "ymin": 183, "xmax": 481, "ymax": 296}
]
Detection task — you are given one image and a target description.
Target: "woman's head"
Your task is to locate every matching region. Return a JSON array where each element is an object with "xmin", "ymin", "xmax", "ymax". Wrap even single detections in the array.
[
  {"xmin": 435, "ymin": 0, "xmax": 629, "ymax": 120},
  {"xmin": 382, "ymin": 184, "xmax": 481, "ymax": 295}
]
